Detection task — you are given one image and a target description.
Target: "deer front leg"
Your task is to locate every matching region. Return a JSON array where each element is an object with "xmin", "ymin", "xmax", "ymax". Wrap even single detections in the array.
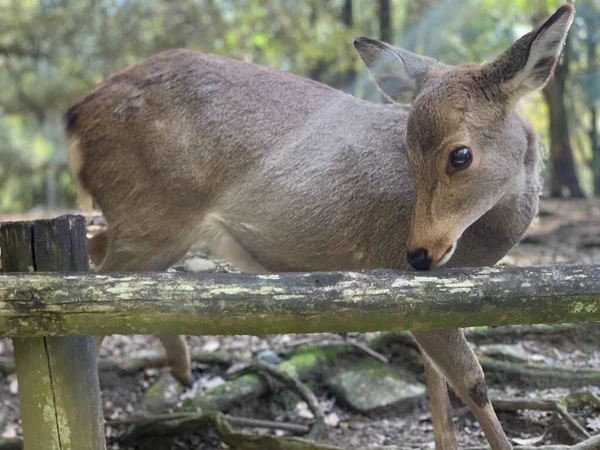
[
  {"xmin": 412, "ymin": 329, "xmax": 512, "ymax": 450},
  {"xmin": 158, "ymin": 335, "xmax": 192, "ymax": 386},
  {"xmin": 95, "ymin": 334, "xmax": 192, "ymax": 385},
  {"xmin": 422, "ymin": 355, "xmax": 458, "ymax": 450}
]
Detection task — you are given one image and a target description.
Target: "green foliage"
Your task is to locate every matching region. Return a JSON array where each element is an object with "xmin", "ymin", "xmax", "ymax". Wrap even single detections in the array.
[{"xmin": 0, "ymin": 0, "xmax": 598, "ymax": 211}]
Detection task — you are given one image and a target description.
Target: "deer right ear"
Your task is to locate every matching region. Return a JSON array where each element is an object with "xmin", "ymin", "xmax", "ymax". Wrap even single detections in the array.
[
  {"xmin": 484, "ymin": 4, "xmax": 575, "ymax": 100},
  {"xmin": 353, "ymin": 37, "xmax": 445, "ymax": 104}
]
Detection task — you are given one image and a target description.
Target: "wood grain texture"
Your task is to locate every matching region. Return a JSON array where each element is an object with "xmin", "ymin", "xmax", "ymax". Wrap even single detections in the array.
[
  {"xmin": 1, "ymin": 216, "xmax": 105, "ymax": 450},
  {"xmin": 0, "ymin": 265, "xmax": 598, "ymax": 336}
]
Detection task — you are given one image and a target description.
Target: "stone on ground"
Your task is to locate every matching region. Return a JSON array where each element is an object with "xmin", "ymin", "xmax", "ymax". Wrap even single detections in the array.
[
  {"xmin": 478, "ymin": 343, "xmax": 530, "ymax": 363},
  {"xmin": 327, "ymin": 360, "xmax": 426, "ymax": 414},
  {"xmin": 181, "ymin": 256, "xmax": 217, "ymax": 273},
  {"xmin": 142, "ymin": 372, "xmax": 185, "ymax": 413}
]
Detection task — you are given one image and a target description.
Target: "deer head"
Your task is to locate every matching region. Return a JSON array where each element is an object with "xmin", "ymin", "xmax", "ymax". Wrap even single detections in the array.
[{"xmin": 354, "ymin": 4, "xmax": 574, "ymax": 270}]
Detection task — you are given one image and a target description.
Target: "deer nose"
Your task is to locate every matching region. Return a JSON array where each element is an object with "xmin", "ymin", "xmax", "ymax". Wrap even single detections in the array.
[{"xmin": 407, "ymin": 248, "xmax": 431, "ymax": 271}]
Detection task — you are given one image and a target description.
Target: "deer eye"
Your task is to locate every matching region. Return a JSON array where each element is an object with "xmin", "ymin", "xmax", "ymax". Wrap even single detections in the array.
[{"xmin": 449, "ymin": 146, "xmax": 472, "ymax": 170}]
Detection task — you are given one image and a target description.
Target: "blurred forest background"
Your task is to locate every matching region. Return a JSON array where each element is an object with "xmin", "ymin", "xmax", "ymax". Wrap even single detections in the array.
[{"xmin": 0, "ymin": 0, "xmax": 599, "ymax": 213}]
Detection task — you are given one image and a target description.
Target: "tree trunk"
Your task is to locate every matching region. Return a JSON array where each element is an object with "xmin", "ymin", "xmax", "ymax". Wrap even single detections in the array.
[
  {"xmin": 591, "ymin": 100, "xmax": 600, "ymax": 197},
  {"xmin": 378, "ymin": 0, "xmax": 392, "ymax": 104},
  {"xmin": 542, "ymin": 83, "xmax": 585, "ymax": 198},
  {"xmin": 587, "ymin": 30, "xmax": 600, "ymax": 196},
  {"xmin": 334, "ymin": 0, "xmax": 356, "ymax": 93},
  {"xmin": 378, "ymin": 0, "xmax": 392, "ymax": 43},
  {"xmin": 541, "ymin": 30, "xmax": 586, "ymax": 198},
  {"xmin": 341, "ymin": 0, "xmax": 352, "ymax": 27},
  {"xmin": 308, "ymin": 0, "xmax": 327, "ymax": 82}
]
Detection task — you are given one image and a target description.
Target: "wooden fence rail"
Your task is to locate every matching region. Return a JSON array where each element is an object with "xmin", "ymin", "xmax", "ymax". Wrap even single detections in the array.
[{"xmin": 0, "ymin": 263, "xmax": 599, "ymax": 337}]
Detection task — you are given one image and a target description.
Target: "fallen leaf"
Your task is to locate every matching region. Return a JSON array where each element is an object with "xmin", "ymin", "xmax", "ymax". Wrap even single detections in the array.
[
  {"xmin": 325, "ymin": 412, "xmax": 340, "ymax": 428},
  {"xmin": 586, "ymin": 416, "xmax": 600, "ymax": 431},
  {"xmin": 295, "ymin": 401, "xmax": 314, "ymax": 420}
]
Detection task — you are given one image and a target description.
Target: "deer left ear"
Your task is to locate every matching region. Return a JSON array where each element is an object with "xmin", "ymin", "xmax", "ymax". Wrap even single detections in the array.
[
  {"xmin": 485, "ymin": 4, "xmax": 575, "ymax": 100},
  {"xmin": 353, "ymin": 37, "xmax": 447, "ymax": 104}
]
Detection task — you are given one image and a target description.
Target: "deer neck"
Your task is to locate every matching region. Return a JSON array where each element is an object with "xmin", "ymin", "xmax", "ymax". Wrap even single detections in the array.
[{"xmin": 452, "ymin": 147, "xmax": 541, "ymax": 268}]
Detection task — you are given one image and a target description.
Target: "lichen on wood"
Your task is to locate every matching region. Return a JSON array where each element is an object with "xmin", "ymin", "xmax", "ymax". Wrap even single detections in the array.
[
  {"xmin": 0, "ymin": 265, "xmax": 599, "ymax": 337},
  {"xmin": 0, "ymin": 216, "xmax": 105, "ymax": 450}
]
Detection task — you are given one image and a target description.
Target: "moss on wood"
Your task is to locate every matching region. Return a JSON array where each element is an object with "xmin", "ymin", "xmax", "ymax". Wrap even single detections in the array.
[{"xmin": 0, "ymin": 265, "xmax": 599, "ymax": 337}]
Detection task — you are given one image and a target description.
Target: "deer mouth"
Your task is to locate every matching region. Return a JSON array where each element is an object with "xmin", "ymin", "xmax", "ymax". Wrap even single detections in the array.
[
  {"xmin": 436, "ymin": 242, "xmax": 457, "ymax": 267},
  {"xmin": 406, "ymin": 241, "xmax": 457, "ymax": 270}
]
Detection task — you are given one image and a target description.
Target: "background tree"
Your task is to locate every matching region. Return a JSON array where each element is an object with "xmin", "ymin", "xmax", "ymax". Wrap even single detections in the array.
[
  {"xmin": 0, "ymin": 0, "xmax": 598, "ymax": 212},
  {"xmin": 542, "ymin": 15, "xmax": 586, "ymax": 198},
  {"xmin": 578, "ymin": 0, "xmax": 600, "ymax": 196}
]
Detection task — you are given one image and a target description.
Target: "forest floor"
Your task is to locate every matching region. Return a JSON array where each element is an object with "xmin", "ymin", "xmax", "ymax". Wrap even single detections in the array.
[{"xmin": 1, "ymin": 198, "xmax": 600, "ymax": 450}]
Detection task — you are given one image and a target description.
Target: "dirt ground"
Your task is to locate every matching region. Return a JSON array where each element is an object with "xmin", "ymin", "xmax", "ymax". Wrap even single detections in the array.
[{"xmin": 1, "ymin": 198, "xmax": 600, "ymax": 449}]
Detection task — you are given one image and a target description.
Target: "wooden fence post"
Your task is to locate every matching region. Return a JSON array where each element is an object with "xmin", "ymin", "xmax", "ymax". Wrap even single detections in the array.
[{"xmin": 0, "ymin": 215, "xmax": 105, "ymax": 450}]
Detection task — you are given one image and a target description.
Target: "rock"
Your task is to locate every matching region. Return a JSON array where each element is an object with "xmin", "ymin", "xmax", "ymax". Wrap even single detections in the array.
[
  {"xmin": 327, "ymin": 360, "xmax": 426, "ymax": 414},
  {"xmin": 182, "ymin": 257, "xmax": 217, "ymax": 273},
  {"xmin": 142, "ymin": 372, "xmax": 184, "ymax": 413},
  {"xmin": 368, "ymin": 331, "xmax": 414, "ymax": 351},
  {"xmin": 257, "ymin": 350, "xmax": 281, "ymax": 365},
  {"xmin": 181, "ymin": 373, "xmax": 268, "ymax": 412},
  {"xmin": 478, "ymin": 343, "xmax": 530, "ymax": 363},
  {"xmin": 202, "ymin": 339, "xmax": 221, "ymax": 353},
  {"xmin": 99, "ymin": 369, "xmax": 122, "ymax": 389},
  {"xmin": 295, "ymin": 401, "xmax": 315, "ymax": 419},
  {"xmin": 367, "ymin": 331, "xmax": 421, "ymax": 369},
  {"xmin": 1, "ymin": 423, "xmax": 18, "ymax": 439},
  {"xmin": 203, "ymin": 376, "xmax": 226, "ymax": 389},
  {"xmin": 7, "ymin": 376, "xmax": 18, "ymax": 395},
  {"xmin": 279, "ymin": 343, "xmax": 348, "ymax": 380},
  {"xmin": 181, "ymin": 343, "xmax": 350, "ymax": 412}
]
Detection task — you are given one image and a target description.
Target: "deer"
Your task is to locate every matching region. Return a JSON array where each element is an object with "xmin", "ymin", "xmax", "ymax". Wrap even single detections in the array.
[{"xmin": 63, "ymin": 4, "xmax": 574, "ymax": 449}]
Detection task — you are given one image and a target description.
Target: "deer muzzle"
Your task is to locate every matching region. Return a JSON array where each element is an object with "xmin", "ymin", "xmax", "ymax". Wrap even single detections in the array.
[{"xmin": 407, "ymin": 239, "xmax": 457, "ymax": 271}]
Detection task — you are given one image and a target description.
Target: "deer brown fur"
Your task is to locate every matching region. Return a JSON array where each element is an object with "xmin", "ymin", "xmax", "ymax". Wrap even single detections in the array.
[{"xmin": 64, "ymin": 5, "xmax": 575, "ymax": 450}]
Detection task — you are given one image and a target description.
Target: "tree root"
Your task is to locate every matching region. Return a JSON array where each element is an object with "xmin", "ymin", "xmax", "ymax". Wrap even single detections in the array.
[
  {"xmin": 463, "ymin": 324, "xmax": 594, "ymax": 341},
  {"xmin": 480, "ymin": 358, "xmax": 600, "ymax": 389},
  {"xmin": 489, "ymin": 390, "xmax": 600, "ymax": 440},
  {"xmin": 462, "ymin": 434, "xmax": 600, "ymax": 450},
  {"xmin": 368, "ymin": 332, "xmax": 600, "ymax": 389},
  {"xmin": 98, "ymin": 349, "xmax": 237, "ymax": 374},
  {"xmin": 115, "ymin": 359, "xmax": 329, "ymax": 448},
  {"xmin": 106, "ymin": 411, "xmax": 310, "ymax": 435},
  {"xmin": 0, "ymin": 350, "xmax": 237, "ymax": 376},
  {"xmin": 345, "ymin": 339, "xmax": 389, "ymax": 364},
  {"xmin": 492, "ymin": 390, "xmax": 600, "ymax": 412},
  {"xmin": 232, "ymin": 360, "xmax": 325, "ymax": 440},
  {"xmin": 116, "ymin": 411, "xmax": 339, "ymax": 450}
]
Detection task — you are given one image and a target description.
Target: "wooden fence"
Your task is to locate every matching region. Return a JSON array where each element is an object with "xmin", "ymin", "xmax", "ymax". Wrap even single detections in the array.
[{"xmin": 1, "ymin": 215, "xmax": 600, "ymax": 450}]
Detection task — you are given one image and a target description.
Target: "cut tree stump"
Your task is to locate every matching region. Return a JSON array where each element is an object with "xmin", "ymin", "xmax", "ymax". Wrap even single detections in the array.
[{"xmin": 0, "ymin": 215, "xmax": 105, "ymax": 450}]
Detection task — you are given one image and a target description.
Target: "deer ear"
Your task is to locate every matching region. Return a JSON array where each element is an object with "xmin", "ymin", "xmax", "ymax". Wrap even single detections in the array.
[
  {"xmin": 353, "ymin": 37, "xmax": 446, "ymax": 104},
  {"xmin": 485, "ymin": 4, "xmax": 575, "ymax": 99}
]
